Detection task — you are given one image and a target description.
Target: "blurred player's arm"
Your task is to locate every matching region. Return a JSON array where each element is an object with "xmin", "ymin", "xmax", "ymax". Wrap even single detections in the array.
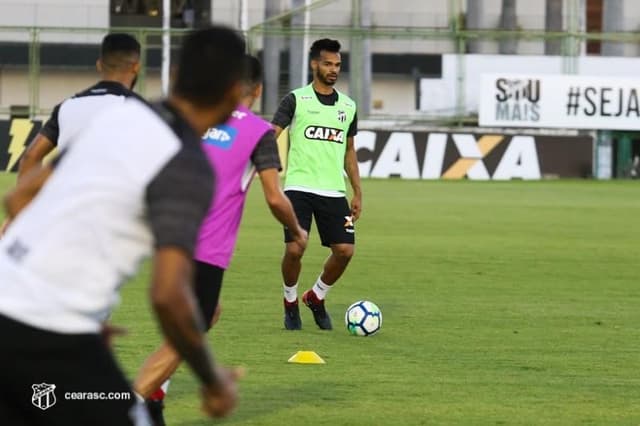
[
  {"xmin": 1, "ymin": 106, "xmax": 60, "ymax": 236},
  {"xmin": 1, "ymin": 139, "xmax": 55, "ymax": 236},
  {"xmin": 149, "ymin": 247, "xmax": 217, "ymax": 384},
  {"xmin": 18, "ymin": 134, "xmax": 56, "ymax": 180},
  {"xmin": 271, "ymin": 93, "xmax": 296, "ymax": 139},
  {"xmin": 4, "ymin": 162, "xmax": 54, "ymax": 221},
  {"xmin": 259, "ymin": 169, "xmax": 307, "ymax": 249},
  {"xmin": 145, "ymin": 153, "xmax": 240, "ymax": 417},
  {"xmin": 253, "ymin": 131, "xmax": 307, "ymax": 249},
  {"xmin": 344, "ymin": 113, "xmax": 362, "ymax": 221},
  {"xmin": 18, "ymin": 104, "xmax": 60, "ymax": 180},
  {"xmin": 150, "ymin": 247, "xmax": 241, "ymax": 417}
]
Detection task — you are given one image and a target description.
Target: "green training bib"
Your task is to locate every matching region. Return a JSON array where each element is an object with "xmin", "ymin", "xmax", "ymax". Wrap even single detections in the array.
[{"xmin": 285, "ymin": 84, "xmax": 357, "ymax": 192}]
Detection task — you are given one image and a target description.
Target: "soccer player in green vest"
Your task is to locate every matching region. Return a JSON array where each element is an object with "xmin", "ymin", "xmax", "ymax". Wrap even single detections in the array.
[{"xmin": 272, "ymin": 38, "xmax": 362, "ymax": 330}]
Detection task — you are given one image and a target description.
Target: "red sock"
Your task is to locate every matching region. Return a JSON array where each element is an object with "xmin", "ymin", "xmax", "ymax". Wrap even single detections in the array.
[{"xmin": 149, "ymin": 387, "xmax": 165, "ymax": 401}]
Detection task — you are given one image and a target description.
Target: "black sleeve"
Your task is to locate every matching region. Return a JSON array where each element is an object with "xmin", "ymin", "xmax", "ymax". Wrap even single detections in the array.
[
  {"xmin": 39, "ymin": 103, "xmax": 62, "ymax": 146},
  {"xmin": 145, "ymin": 147, "xmax": 214, "ymax": 255},
  {"xmin": 271, "ymin": 93, "xmax": 296, "ymax": 129},
  {"xmin": 347, "ymin": 111, "xmax": 358, "ymax": 137},
  {"xmin": 250, "ymin": 130, "xmax": 282, "ymax": 172},
  {"xmin": 50, "ymin": 147, "xmax": 69, "ymax": 168}
]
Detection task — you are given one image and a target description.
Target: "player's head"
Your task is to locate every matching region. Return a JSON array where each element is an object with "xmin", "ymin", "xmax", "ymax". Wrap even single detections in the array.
[
  {"xmin": 240, "ymin": 54, "xmax": 263, "ymax": 107},
  {"xmin": 172, "ymin": 25, "xmax": 246, "ymax": 127},
  {"xmin": 97, "ymin": 33, "xmax": 141, "ymax": 89},
  {"xmin": 309, "ymin": 38, "xmax": 341, "ymax": 87}
]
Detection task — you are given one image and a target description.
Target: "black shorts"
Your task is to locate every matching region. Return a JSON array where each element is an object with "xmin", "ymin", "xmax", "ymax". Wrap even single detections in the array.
[
  {"xmin": 283, "ymin": 190, "xmax": 355, "ymax": 247},
  {"xmin": 0, "ymin": 314, "xmax": 148, "ymax": 426},
  {"xmin": 193, "ymin": 260, "xmax": 224, "ymax": 331}
]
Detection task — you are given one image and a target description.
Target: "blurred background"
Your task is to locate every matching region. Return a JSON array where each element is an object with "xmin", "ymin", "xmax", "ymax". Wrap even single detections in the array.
[{"xmin": 0, "ymin": 0, "xmax": 639, "ymax": 180}]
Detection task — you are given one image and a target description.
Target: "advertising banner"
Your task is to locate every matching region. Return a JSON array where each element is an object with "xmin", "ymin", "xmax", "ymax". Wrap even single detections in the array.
[
  {"xmin": 0, "ymin": 120, "xmax": 592, "ymax": 180},
  {"xmin": 0, "ymin": 118, "xmax": 42, "ymax": 172},
  {"xmin": 479, "ymin": 74, "xmax": 640, "ymax": 131},
  {"xmin": 356, "ymin": 130, "xmax": 592, "ymax": 180}
]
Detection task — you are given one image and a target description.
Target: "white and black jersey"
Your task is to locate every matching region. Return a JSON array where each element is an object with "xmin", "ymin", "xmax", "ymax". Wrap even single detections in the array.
[
  {"xmin": 0, "ymin": 98, "xmax": 214, "ymax": 334},
  {"xmin": 40, "ymin": 80, "xmax": 141, "ymax": 149}
]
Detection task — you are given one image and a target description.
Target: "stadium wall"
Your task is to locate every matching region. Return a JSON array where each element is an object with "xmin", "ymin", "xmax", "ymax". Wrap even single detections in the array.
[
  {"xmin": 0, "ymin": 0, "xmax": 108, "ymax": 43},
  {"xmin": 0, "ymin": 69, "xmax": 415, "ymax": 116}
]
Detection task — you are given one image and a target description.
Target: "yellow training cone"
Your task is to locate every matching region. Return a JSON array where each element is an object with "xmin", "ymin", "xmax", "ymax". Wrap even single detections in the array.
[{"xmin": 287, "ymin": 351, "xmax": 326, "ymax": 364}]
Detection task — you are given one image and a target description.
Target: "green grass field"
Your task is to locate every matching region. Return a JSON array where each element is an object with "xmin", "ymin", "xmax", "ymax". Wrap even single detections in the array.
[{"xmin": 1, "ymin": 173, "xmax": 639, "ymax": 425}]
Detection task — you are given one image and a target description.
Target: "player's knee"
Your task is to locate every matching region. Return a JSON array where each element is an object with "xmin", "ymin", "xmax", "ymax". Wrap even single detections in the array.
[
  {"xmin": 332, "ymin": 244, "xmax": 354, "ymax": 262},
  {"xmin": 285, "ymin": 243, "xmax": 305, "ymax": 260}
]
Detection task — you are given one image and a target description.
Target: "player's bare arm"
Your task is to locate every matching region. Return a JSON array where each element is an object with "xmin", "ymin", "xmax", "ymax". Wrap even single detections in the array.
[
  {"xmin": 258, "ymin": 167, "xmax": 308, "ymax": 250},
  {"xmin": 345, "ymin": 135, "xmax": 362, "ymax": 220},
  {"xmin": 4, "ymin": 162, "xmax": 54, "ymax": 221},
  {"xmin": 18, "ymin": 133, "xmax": 56, "ymax": 181},
  {"xmin": 150, "ymin": 246, "xmax": 240, "ymax": 418},
  {"xmin": 1, "ymin": 134, "xmax": 55, "ymax": 236}
]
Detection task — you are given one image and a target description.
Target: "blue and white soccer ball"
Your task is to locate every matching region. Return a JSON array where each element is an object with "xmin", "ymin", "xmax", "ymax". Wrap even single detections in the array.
[{"xmin": 345, "ymin": 300, "xmax": 382, "ymax": 336}]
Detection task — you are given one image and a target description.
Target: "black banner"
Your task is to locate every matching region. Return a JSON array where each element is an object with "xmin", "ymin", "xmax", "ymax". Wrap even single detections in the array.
[
  {"xmin": 0, "ymin": 118, "xmax": 42, "ymax": 172},
  {"xmin": 0, "ymin": 120, "xmax": 592, "ymax": 179},
  {"xmin": 356, "ymin": 130, "xmax": 593, "ymax": 179}
]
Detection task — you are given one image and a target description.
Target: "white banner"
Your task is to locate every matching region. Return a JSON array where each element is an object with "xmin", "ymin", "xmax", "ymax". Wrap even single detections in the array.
[{"xmin": 479, "ymin": 74, "xmax": 640, "ymax": 130}]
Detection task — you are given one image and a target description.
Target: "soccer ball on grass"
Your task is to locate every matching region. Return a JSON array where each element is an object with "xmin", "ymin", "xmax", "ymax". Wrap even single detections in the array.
[{"xmin": 345, "ymin": 300, "xmax": 382, "ymax": 336}]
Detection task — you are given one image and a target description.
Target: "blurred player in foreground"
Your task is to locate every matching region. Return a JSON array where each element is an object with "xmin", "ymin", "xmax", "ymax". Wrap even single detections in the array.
[
  {"xmin": 0, "ymin": 26, "xmax": 245, "ymax": 425},
  {"xmin": 135, "ymin": 54, "xmax": 308, "ymax": 425}
]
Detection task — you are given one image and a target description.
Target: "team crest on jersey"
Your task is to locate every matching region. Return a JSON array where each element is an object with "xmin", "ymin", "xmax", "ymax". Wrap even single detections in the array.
[
  {"xmin": 202, "ymin": 124, "xmax": 238, "ymax": 150},
  {"xmin": 304, "ymin": 126, "xmax": 345, "ymax": 143},
  {"xmin": 32, "ymin": 383, "xmax": 56, "ymax": 410},
  {"xmin": 337, "ymin": 110, "xmax": 346, "ymax": 123}
]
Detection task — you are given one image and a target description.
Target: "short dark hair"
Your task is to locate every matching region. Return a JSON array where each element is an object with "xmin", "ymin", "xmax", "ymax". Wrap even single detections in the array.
[
  {"xmin": 100, "ymin": 33, "xmax": 140, "ymax": 63},
  {"xmin": 309, "ymin": 38, "xmax": 341, "ymax": 60},
  {"xmin": 243, "ymin": 54, "xmax": 263, "ymax": 85},
  {"xmin": 173, "ymin": 26, "xmax": 246, "ymax": 107}
]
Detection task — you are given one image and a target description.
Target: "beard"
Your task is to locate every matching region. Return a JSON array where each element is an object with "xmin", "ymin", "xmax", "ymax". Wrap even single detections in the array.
[{"xmin": 317, "ymin": 71, "xmax": 337, "ymax": 86}]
